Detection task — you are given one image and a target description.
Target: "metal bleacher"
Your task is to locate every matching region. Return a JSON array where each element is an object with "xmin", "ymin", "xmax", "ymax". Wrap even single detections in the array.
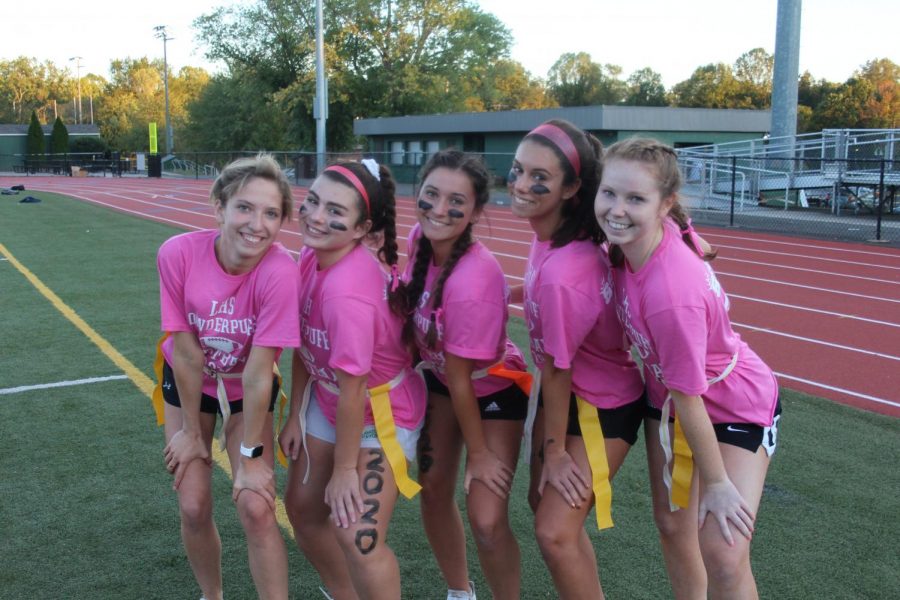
[{"xmin": 673, "ymin": 129, "xmax": 900, "ymax": 243}]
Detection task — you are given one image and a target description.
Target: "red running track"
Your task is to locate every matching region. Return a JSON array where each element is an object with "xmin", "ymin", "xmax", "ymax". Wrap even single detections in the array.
[{"xmin": 5, "ymin": 175, "xmax": 899, "ymax": 418}]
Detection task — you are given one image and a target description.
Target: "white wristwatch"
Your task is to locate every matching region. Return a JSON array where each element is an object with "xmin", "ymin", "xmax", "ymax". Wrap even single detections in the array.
[{"xmin": 240, "ymin": 443, "xmax": 264, "ymax": 459}]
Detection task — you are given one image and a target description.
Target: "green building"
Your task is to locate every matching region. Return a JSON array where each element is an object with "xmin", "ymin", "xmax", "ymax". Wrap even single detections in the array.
[
  {"xmin": 0, "ymin": 123, "xmax": 102, "ymax": 172},
  {"xmin": 354, "ymin": 105, "xmax": 770, "ymax": 183}
]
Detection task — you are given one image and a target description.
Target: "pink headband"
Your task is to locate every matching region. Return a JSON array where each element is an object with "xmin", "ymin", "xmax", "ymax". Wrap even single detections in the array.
[
  {"xmin": 529, "ymin": 123, "xmax": 581, "ymax": 176},
  {"xmin": 324, "ymin": 165, "xmax": 370, "ymax": 214}
]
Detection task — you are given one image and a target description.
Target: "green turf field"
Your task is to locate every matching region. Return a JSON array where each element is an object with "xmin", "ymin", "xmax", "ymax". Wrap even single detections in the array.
[{"xmin": 1, "ymin": 191, "xmax": 898, "ymax": 599}]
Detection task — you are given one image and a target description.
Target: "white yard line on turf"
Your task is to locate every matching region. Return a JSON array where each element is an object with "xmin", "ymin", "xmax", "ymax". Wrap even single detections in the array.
[{"xmin": 0, "ymin": 375, "xmax": 129, "ymax": 395}]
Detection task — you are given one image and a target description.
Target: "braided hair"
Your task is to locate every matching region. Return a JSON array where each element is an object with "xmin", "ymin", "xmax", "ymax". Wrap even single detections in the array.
[
  {"xmin": 404, "ymin": 149, "xmax": 491, "ymax": 349},
  {"xmin": 522, "ymin": 119, "xmax": 604, "ymax": 247},
  {"xmin": 321, "ymin": 160, "xmax": 407, "ymax": 317},
  {"xmin": 602, "ymin": 138, "xmax": 717, "ymax": 267}
]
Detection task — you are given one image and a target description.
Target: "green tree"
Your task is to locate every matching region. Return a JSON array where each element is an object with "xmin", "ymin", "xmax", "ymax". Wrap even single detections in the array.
[
  {"xmin": 50, "ymin": 116, "xmax": 69, "ymax": 154},
  {"xmin": 811, "ymin": 59, "xmax": 899, "ymax": 129},
  {"xmin": 625, "ymin": 67, "xmax": 667, "ymax": 106},
  {"xmin": 733, "ymin": 47, "xmax": 773, "ymax": 108},
  {"xmin": 671, "ymin": 63, "xmax": 742, "ymax": 108},
  {"xmin": 547, "ymin": 52, "xmax": 626, "ymax": 106},
  {"xmin": 26, "ymin": 111, "xmax": 45, "ymax": 155},
  {"xmin": 193, "ymin": 0, "xmax": 515, "ymax": 149}
]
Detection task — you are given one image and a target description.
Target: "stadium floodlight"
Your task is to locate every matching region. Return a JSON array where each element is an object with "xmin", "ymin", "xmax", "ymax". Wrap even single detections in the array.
[
  {"xmin": 69, "ymin": 56, "xmax": 83, "ymax": 124},
  {"xmin": 154, "ymin": 25, "xmax": 175, "ymax": 155}
]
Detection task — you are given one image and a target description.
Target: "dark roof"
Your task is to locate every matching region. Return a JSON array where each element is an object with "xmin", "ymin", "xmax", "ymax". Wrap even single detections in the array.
[
  {"xmin": 354, "ymin": 105, "xmax": 771, "ymax": 136},
  {"xmin": 0, "ymin": 123, "xmax": 101, "ymax": 135}
]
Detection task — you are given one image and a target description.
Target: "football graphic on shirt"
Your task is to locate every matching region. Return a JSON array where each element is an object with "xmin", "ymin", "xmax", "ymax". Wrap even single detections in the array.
[{"xmin": 200, "ymin": 336, "xmax": 244, "ymax": 355}]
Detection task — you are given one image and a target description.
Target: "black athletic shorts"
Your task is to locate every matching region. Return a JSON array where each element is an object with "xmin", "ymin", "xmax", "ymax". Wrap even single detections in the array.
[
  {"xmin": 423, "ymin": 368, "xmax": 528, "ymax": 421},
  {"xmin": 538, "ymin": 388, "xmax": 647, "ymax": 445},
  {"xmin": 646, "ymin": 396, "xmax": 782, "ymax": 455},
  {"xmin": 161, "ymin": 361, "xmax": 278, "ymax": 415}
]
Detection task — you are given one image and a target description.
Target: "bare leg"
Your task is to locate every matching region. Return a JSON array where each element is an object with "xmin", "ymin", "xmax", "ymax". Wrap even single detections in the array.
[
  {"xmin": 417, "ymin": 392, "xmax": 470, "ymax": 592},
  {"xmin": 534, "ymin": 435, "xmax": 631, "ymax": 600},
  {"xmin": 284, "ymin": 435, "xmax": 360, "ymax": 600},
  {"xmin": 466, "ymin": 419, "xmax": 523, "ymax": 600},
  {"xmin": 699, "ymin": 444, "xmax": 769, "ymax": 600},
  {"xmin": 333, "ymin": 448, "xmax": 401, "ymax": 600},
  {"xmin": 164, "ymin": 403, "xmax": 222, "ymax": 600},
  {"xmin": 225, "ymin": 412, "xmax": 288, "ymax": 600},
  {"xmin": 645, "ymin": 417, "xmax": 707, "ymax": 600},
  {"xmin": 527, "ymin": 407, "xmax": 544, "ymax": 513}
]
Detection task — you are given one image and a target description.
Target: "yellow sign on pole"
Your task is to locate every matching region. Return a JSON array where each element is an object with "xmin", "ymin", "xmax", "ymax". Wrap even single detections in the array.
[{"xmin": 149, "ymin": 122, "xmax": 158, "ymax": 154}]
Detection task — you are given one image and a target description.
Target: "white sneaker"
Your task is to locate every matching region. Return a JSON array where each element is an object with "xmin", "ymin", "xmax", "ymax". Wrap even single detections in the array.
[{"xmin": 446, "ymin": 581, "xmax": 476, "ymax": 599}]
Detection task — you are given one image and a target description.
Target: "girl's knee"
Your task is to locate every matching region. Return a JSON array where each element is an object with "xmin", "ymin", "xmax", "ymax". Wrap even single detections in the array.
[
  {"xmin": 236, "ymin": 491, "xmax": 276, "ymax": 533},
  {"xmin": 468, "ymin": 512, "xmax": 506, "ymax": 550},
  {"xmin": 534, "ymin": 515, "xmax": 568, "ymax": 557},
  {"xmin": 653, "ymin": 506, "xmax": 694, "ymax": 540},
  {"xmin": 178, "ymin": 493, "xmax": 213, "ymax": 532},
  {"xmin": 700, "ymin": 534, "xmax": 751, "ymax": 585}
]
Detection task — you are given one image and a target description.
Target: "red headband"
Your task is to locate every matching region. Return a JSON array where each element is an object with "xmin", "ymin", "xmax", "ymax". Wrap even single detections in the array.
[
  {"xmin": 529, "ymin": 123, "xmax": 581, "ymax": 177},
  {"xmin": 324, "ymin": 165, "xmax": 370, "ymax": 214}
]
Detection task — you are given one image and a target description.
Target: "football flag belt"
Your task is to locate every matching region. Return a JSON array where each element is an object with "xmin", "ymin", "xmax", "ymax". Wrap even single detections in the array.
[
  {"xmin": 415, "ymin": 355, "xmax": 532, "ymax": 397},
  {"xmin": 657, "ymin": 350, "xmax": 740, "ymax": 511},
  {"xmin": 520, "ymin": 368, "xmax": 614, "ymax": 530},
  {"xmin": 151, "ymin": 333, "xmax": 290, "ymax": 466},
  {"xmin": 299, "ymin": 370, "xmax": 422, "ymax": 499}
]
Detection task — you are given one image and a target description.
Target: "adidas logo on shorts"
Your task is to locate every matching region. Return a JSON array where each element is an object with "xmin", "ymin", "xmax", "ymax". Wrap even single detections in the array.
[{"xmin": 484, "ymin": 401, "xmax": 501, "ymax": 412}]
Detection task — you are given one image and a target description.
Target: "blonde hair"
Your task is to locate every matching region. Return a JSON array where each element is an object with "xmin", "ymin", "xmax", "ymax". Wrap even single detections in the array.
[{"xmin": 210, "ymin": 154, "xmax": 294, "ymax": 221}]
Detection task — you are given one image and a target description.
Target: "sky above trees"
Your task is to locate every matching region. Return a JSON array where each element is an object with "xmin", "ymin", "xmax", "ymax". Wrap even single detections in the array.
[{"xmin": 5, "ymin": 0, "xmax": 898, "ymax": 87}]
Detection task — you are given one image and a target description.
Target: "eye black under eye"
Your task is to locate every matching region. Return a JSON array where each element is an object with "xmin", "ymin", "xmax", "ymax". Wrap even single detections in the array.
[{"xmin": 507, "ymin": 170, "xmax": 517, "ymax": 184}]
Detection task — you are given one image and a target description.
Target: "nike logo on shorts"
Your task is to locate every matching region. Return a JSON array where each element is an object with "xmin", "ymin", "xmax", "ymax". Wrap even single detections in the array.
[{"xmin": 726, "ymin": 425, "xmax": 748, "ymax": 433}]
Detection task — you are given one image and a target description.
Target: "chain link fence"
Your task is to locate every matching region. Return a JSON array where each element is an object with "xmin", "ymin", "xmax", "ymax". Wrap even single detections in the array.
[{"xmin": 680, "ymin": 156, "xmax": 899, "ymax": 244}]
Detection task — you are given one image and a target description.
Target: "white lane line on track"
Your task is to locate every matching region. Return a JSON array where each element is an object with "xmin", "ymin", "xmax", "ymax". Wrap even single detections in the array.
[
  {"xmin": 719, "ymin": 272, "xmax": 900, "ymax": 304},
  {"xmin": 773, "ymin": 372, "xmax": 900, "ymax": 410},
  {"xmin": 712, "ymin": 243, "xmax": 900, "ymax": 271},
  {"xmin": 702, "ymin": 231, "xmax": 900, "ymax": 259},
  {"xmin": 732, "ymin": 321, "xmax": 900, "ymax": 362},
  {"xmin": 0, "ymin": 375, "xmax": 129, "ymax": 395},
  {"xmin": 729, "ymin": 294, "xmax": 900, "ymax": 329},
  {"xmin": 718, "ymin": 257, "xmax": 900, "ymax": 285}
]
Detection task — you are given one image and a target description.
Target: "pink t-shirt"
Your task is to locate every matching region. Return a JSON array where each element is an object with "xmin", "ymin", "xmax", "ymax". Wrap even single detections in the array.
[
  {"xmin": 157, "ymin": 229, "xmax": 300, "ymax": 400},
  {"xmin": 523, "ymin": 236, "xmax": 643, "ymax": 408},
  {"xmin": 611, "ymin": 219, "xmax": 778, "ymax": 426},
  {"xmin": 297, "ymin": 244, "xmax": 426, "ymax": 429},
  {"xmin": 404, "ymin": 224, "xmax": 528, "ymax": 397}
]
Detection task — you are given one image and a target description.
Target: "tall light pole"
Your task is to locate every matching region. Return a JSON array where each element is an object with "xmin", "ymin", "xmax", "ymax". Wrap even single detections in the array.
[
  {"xmin": 315, "ymin": 0, "xmax": 327, "ymax": 174},
  {"xmin": 69, "ymin": 56, "xmax": 83, "ymax": 124},
  {"xmin": 154, "ymin": 25, "xmax": 174, "ymax": 155}
]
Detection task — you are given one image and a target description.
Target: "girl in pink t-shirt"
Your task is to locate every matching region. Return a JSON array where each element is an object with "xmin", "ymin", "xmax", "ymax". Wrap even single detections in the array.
[
  {"xmin": 405, "ymin": 150, "xmax": 531, "ymax": 600},
  {"xmin": 155, "ymin": 155, "xmax": 299, "ymax": 600},
  {"xmin": 278, "ymin": 160, "xmax": 425, "ymax": 600},
  {"xmin": 595, "ymin": 138, "xmax": 781, "ymax": 599},
  {"xmin": 508, "ymin": 120, "xmax": 646, "ymax": 598}
]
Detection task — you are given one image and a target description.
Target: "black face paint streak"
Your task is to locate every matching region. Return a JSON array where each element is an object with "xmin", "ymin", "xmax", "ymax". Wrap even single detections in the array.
[
  {"xmin": 298, "ymin": 203, "xmax": 308, "ymax": 214},
  {"xmin": 530, "ymin": 184, "xmax": 551, "ymax": 195},
  {"xmin": 417, "ymin": 199, "xmax": 433, "ymax": 211},
  {"xmin": 355, "ymin": 529, "xmax": 378, "ymax": 555},
  {"xmin": 328, "ymin": 221, "xmax": 348, "ymax": 231},
  {"xmin": 361, "ymin": 498, "xmax": 380, "ymax": 524},
  {"xmin": 507, "ymin": 170, "xmax": 517, "ymax": 185},
  {"xmin": 447, "ymin": 208, "xmax": 465, "ymax": 219}
]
